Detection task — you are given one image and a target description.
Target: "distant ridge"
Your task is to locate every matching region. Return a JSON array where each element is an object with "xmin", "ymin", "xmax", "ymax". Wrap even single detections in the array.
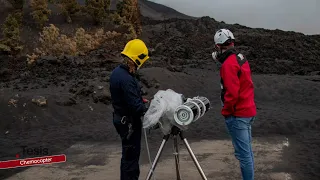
[{"xmin": 138, "ymin": 0, "xmax": 196, "ymax": 20}]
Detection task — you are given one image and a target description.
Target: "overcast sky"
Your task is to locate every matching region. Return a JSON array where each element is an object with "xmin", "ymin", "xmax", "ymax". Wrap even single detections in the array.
[{"xmin": 150, "ymin": 0, "xmax": 319, "ymax": 35}]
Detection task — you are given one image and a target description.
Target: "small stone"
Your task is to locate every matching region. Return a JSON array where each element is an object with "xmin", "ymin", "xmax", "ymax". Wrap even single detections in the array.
[
  {"xmin": 8, "ymin": 99, "xmax": 18, "ymax": 107},
  {"xmin": 32, "ymin": 96, "xmax": 47, "ymax": 107},
  {"xmin": 154, "ymin": 83, "xmax": 160, "ymax": 89}
]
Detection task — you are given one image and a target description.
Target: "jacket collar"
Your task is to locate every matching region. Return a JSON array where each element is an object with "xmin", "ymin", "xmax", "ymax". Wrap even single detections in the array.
[
  {"xmin": 119, "ymin": 64, "xmax": 135, "ymax": 76},
  {"xmin": 217, "ymin": 48, "xmax": 237, "ymax": 64},
  {"xmin": 120, "ymin": 64, "xmax": 129, "ymax": 71}
]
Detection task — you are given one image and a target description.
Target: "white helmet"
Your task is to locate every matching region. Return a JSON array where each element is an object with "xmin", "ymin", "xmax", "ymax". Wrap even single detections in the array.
[{"xmin": 214, "ymin": 29, "xmax": 235, "ymax": 45}]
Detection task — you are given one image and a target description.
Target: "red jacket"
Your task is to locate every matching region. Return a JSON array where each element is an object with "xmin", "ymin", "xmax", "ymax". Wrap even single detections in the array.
[{"xmin": 219, "ymin": 49, "xmax": 256, "ymax": 117}]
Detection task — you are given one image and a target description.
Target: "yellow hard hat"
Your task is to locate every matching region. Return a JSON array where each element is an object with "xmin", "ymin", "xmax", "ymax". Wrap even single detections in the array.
[{"xmin": 121, "ymin": 39, "xmax": 150, "ymax": 69}]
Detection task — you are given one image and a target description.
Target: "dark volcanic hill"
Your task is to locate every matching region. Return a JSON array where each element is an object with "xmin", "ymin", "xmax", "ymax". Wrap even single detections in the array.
[{"xmin": 141, "ymin": 17, "xmax": 320, "ymax": 75}]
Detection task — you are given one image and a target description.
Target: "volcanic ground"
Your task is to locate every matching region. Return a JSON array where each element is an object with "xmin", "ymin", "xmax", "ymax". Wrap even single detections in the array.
[{"xmin": 0, "ymin": 0, "xmax": 320, "ymax": 180}]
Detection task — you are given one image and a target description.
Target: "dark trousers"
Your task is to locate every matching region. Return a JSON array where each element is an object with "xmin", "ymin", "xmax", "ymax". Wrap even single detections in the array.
[{"xmin": 113, "ymin": 114, "xmax": 142, "ymax": 180}]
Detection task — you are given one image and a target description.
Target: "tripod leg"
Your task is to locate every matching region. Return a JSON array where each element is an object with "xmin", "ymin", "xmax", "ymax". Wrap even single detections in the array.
[
  {"xmin": 146, "ymin": 134, "xmax": 170, "ymax": 180},
  {"xmin": 173, "ymin": 135, "xmax": 181, "ymax": 180},
  {"xmin": 180, "ymin": 133, "xmax": 208, "ymax": 180}
]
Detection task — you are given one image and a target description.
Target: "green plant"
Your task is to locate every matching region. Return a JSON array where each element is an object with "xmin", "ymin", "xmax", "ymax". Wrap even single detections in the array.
[
  {"xmin": 109, "ymin": 12, "xmax": 125, "ymax": 25},
  {"xmin": 57, "ymin": 0, "xmax": 81, "ymax": 23},
  {"xmin": 85, "ymin": 0, "xmax": 110, "ymax": 25},
  {"xmin": 122, "ymin": 0, "xmax": 141, "ymax": 34},
  {"xmin": 115, "ymin": 0, "xmax": 142, "ymax": 37},
  {"xmin": 29, "ymin": 0, "xmax": 51, "ymax": 28},
  {"xmin": 0, "ymin": 12, "xmax": 23, "ymax": 54}
]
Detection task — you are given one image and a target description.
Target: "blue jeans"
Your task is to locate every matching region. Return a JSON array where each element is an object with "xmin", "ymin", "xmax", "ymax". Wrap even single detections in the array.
[{"xmin": 225, "ymin": 116, "xmax": 255, "ymax": 180}]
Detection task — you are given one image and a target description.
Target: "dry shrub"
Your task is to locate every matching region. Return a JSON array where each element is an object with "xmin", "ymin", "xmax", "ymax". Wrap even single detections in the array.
[
  {"xmin": 29, "ymin": 0, "xmax": 51, "ymax": 28},
  {"xmin": 35, "ymin": 24, "xmax": 77, "ymax": 56},
  {"xmin": 27, "ymin": 24, "xmax": 121, "ymax": 64},
  {"xmin": 26, "ymin": 53, "xmax": 39, "ymax": 65},
  {"xmin": 75, "ymin": 28, "xmax": 113, "ymax": 55},
  {"xmin": 0, "ymin": 11, "xmax": 23, "ymax": 54}
]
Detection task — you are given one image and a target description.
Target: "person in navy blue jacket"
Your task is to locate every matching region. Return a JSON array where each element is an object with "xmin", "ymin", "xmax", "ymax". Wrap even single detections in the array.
[{"xmin": 109, "ymin": 39, "xmax": 150, "ymax": 180}]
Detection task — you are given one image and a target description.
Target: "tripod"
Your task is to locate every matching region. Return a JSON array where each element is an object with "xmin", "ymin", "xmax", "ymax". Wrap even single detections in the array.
[{"xmin": 145, "ymin": 126, "xmax": 208, "ymax": 180}]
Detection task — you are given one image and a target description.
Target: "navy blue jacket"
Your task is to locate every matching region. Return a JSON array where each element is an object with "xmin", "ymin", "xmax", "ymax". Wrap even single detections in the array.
[{"xmin": 109, "ymin": 64, "xmax": 147, "ymax": 118}]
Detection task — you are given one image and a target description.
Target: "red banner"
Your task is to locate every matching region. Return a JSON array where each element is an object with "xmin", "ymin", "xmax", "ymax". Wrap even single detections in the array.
[{"xmin": 0, "ymin": 154, "xmax": 66, "ymax": 169}]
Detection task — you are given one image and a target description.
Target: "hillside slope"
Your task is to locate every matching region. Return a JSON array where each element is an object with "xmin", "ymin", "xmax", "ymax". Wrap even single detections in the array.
[
  {"xmin": 141, "ymin": 17, "xmax": 320, "ymax": 75},
  {"xmin": 139, "ymin": 0, "xmax": 195, "ymax": 20}
]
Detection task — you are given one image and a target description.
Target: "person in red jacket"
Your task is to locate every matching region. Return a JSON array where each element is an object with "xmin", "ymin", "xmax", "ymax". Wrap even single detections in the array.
[{"xmin": 212, "ymin": 29, "xmax": 257, "ymax": 180}]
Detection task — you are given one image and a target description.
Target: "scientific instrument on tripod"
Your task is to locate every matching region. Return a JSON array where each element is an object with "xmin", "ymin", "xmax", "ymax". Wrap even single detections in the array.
[{"xmin": 142, "ymin": 89, "xmax": 211, "ymax": 180}]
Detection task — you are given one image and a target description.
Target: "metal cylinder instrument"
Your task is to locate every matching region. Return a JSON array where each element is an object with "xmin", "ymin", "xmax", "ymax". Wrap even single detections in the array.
[{"xmin": 173, "ymin": 96, "xmax": 211, "ymax": 126}]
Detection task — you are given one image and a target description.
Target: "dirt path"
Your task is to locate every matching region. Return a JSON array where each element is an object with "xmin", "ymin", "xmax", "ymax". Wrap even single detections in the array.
[{"xmin": 5, "ymin": 136, "xmax": 291, "ymax": 180}]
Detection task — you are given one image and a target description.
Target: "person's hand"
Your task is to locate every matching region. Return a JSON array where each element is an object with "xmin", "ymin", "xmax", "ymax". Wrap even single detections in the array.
[
  {"xmin": 142, "ymin": 98, "xmax": 149, "ymax": 103},
  {"xmin": 143, "ymin": 98, "xmax": 150, "ymax": 110}
]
